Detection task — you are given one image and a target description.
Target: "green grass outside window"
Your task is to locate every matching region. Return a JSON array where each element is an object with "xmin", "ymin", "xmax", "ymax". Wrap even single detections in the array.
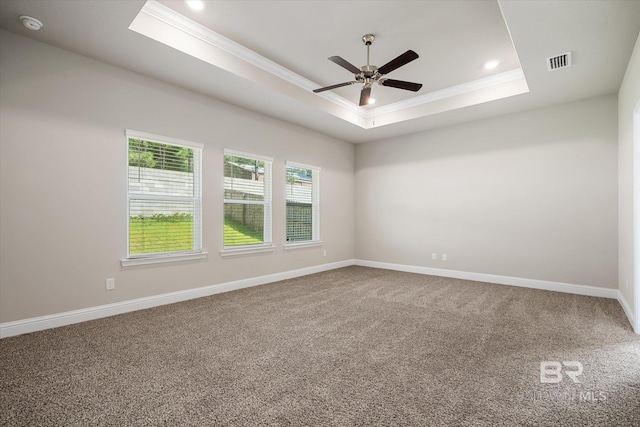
[{"xmin": 129, "ymin": 215, "xmax": 263, "ymax": 254}]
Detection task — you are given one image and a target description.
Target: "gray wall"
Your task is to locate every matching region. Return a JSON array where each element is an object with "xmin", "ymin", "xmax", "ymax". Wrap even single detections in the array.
[
  {"xmin": 0, "ymin": 31, "xmax": 355, "ymax": 323},
  {"xmin": 0, "ymin": 28, "xmax": 629, "ymax": 326},
  {"xmin": 618, "ymin": 33, "xmax": 640, "ymax": 323},
  {"xmin": 355, "ymin": 95, "xmax": 618, "ymax": 288}
]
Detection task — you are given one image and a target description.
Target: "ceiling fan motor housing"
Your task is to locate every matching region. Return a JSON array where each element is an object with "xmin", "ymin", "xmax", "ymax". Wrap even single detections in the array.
[
  {"xmin": 361, "ymin": 65, "xmax": 378, "ymax": 79},
  {"xmin": 362, "ymin": 34, "xmax": 375, "ymax": 45}
]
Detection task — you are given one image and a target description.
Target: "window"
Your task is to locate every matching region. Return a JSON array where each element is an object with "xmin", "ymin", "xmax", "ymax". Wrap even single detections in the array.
[
  {"xmin": 125, "ymin": 130, "xmax": 203, "ymax": 263},
  {"xmin": 286, "ymin": 162, "xmax": 320, "ymax": 244},
  {"xmin": 223, "ymin": 150, "xmax": 272, "ymax": 250}
]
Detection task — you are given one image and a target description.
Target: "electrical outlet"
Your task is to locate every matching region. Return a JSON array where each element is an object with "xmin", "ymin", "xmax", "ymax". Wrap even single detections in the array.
[
  {"xmin": 442, "ymin": 254, "xmax": 448, "ymax": 261},
  {"xmin": 432, "ymin": 253, "xmax": 437, "ymax": 260},
  {"xmin": 105, "ymin": 278, "xmax": 115, "ymax": 291},
  {"xmin": 323, "ymin": 250, "xmax": 327, "ymax": 257}
]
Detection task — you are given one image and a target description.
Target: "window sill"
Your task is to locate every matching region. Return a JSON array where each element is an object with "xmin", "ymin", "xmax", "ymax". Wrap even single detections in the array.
[
  {"xmin": 284, "ymin": 241, "xmax": 323, "ymax": 250},
  {"xmin": 220, "ymin": 245, "xmax": 276, "ymax": 257},
  {"xmin": 121, "ymin": 251, "xmax": 208, "ymax": 267}
]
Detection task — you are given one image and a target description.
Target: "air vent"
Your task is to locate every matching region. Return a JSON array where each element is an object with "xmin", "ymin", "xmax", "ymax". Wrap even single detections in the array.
[{"xmin": 546, "ymin": 52, "xmax": 572, "ymax": 71}]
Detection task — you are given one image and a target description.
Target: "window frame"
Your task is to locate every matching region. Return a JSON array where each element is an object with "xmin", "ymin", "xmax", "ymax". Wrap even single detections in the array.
[
  {"xmin": 285, "ymin": 161, "xmax": 321, "ymax": 248},
  {"xmin": 221, "ymin": 149, "xmax": 274, "ymax": 256},
  {"xmin": 122, "ymin": 129, "xmax": 206, "ymax": 267}
]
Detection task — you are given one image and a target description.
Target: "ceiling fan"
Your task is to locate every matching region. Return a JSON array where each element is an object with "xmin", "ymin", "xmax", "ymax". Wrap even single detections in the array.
[{"xmin": 313, "ymin": 34, "xmax": 423, "ymax": 106}]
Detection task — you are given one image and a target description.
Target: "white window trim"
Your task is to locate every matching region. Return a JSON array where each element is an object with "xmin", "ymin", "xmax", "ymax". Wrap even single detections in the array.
[
  {"xmin": 126, "ymin": 129, "xmax": 204, "ymax": 151},
  {"xmin": 222, "ymin": 149, "xmax": 273, "ymax": 253},
  {"xmin": 224, "ymin": 148, "xmax": 273, "ymax": 163},
  {"xmin": 219, "ymin": 245, "xmax": 276, "ymax": 257},
  {"xmin": 121, "ymin": 251, "xmax": 208, "ymax": 267},
  {"xmin": 285, "ymin": 161, "xmax": 321, "ymax": 246},
  {"xmin": 283, "ymin": 241, "xmax": 323, "ymax": 250},
  {"xmin": 286, "ymin": 161, "xmax": 321, "ymax": 172},
  {"xmin": 122, "ymin": 129, "xmax": 205, "ymax": 266}
]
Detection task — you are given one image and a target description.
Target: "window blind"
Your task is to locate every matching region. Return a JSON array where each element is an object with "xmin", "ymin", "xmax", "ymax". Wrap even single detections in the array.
[
  {"xmin": 223, "ymin": 150, "xmax": 272, "ymax": 247},
  {"xmin": 286, "ymin": 162, "xmax": 320, "ymax": 243},
  {"xmin": 127, "ymin": 130, "xmax": 202, "ymax": 257}
]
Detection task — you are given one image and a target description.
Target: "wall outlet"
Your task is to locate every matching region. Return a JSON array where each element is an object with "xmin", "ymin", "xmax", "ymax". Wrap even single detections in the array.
[
  {"xmin": 323, "ymin": 250, "xmax": 327, "ymax": 257},
  {"xmin": 105, "ymin": 278, "xmax": 115, "ymax": 291},
  {"xmin": 432, "ymin": 253, "xmax": 437, "ymax": 260},
  {"xmin": 442, "ymin": 254, "xmax": 448, "ymax": 261}
]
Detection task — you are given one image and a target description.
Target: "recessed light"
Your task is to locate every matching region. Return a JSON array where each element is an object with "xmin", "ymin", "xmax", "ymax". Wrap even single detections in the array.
[
  {"xmin": 368, "ymin": 98, "xmax": 376, "ymax": 105},
  {"xmin": 186, "ymin": 0, "xmax": 205, "ymax": 11},
  {"xmin": 484, "ymin": 60, "xmax": 500, "ymax": 70},
  {"xmin": 20, "ymin": 15, "xmax": 43, "ymax": 31}
]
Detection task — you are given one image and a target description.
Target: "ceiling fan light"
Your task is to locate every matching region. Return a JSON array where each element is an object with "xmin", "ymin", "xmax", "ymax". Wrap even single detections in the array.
[{"xmin": 484, "ymin": 60, "xmax": 500, "ymax": 70}]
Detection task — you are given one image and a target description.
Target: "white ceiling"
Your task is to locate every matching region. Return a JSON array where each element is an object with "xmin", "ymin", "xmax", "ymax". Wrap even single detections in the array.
[
  {"xmin": 155, "ymin": 0, "xmax": 522, "ymax": 105},
  {"xmin": 0, "ymin": 0, "xmax": 639, "ymax": 143}
]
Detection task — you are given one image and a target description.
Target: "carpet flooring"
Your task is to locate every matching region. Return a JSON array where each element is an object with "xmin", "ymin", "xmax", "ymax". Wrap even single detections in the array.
[{"xmin": 1, "ymin": 266, "xmax": 639, "ymax": 426}]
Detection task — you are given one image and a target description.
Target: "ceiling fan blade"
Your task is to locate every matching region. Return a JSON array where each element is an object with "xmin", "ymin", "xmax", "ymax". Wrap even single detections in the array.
[
  {"xmin": 313, "ymin": 81, "xmax": 355, "ymax": 93},
  {"xmin": 377, "ymin": 50, "xmax": 419, "ymax": 75},
  {"xmin": 380, "ymin": 79, "xmax": 423, "ymax": 92},
  {"xmin": 359, "ymin": 86, "xmax": 372, "ymax": 106},
  {"xmin": 328, "ymin": 56, "xmax": 361, "ymax": 74}
]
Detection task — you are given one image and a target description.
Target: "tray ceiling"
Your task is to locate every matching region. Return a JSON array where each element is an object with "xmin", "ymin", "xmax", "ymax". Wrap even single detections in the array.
[{"xmin": 1, "ymin": 0, "xmax": 639, "ymax": 143}]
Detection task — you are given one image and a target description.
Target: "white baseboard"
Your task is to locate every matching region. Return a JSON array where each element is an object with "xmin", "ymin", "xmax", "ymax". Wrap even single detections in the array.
[
  {"xmin": 355, "ymin": 259, "xmax": 619, "ymax": 299},
  {"xmin": 0, "ymin": 259, "xmax": 356, "ymax": 338},
  {"xmin": 617, "ymin": 292, "xmax": 636, "ymax": 332},
  {"xmin": 2, "ymin": 259, "xmax": 632, "ymax": 338},
  {"xmin": 359, "ymin": 257, "xmax": 635, "ymax": 333}
]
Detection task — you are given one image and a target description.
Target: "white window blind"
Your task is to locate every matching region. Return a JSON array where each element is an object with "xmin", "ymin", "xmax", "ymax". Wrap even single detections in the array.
[
  {"xmin": 126, "ymin": 130, "xmax": 202, "ymax": 258},
  {"xmin": 223, "ymin": 150, "xmax": 272, "ymax": 248},
  {"xmin": 286, "ymin": 161, "xmax": 320, "ymax": 243}
]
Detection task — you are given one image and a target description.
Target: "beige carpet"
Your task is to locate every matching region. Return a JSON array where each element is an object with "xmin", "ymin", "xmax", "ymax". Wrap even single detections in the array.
[{"xmin": 1, "ymin": 266, "xmax": 639, "ymax": 426}]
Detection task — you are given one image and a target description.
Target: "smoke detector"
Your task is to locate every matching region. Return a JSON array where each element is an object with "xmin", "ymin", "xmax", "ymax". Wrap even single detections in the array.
[
  {"xmin": 546, "ymin": 52, "xmax": 572, "ymax": 71},
  {"xmin": 20, "ymin": 16, "xmax": 43, "ymax": 31}
]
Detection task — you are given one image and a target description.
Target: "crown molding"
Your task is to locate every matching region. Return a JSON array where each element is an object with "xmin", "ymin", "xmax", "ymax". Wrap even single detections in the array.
[
  {"xmin": 368, "ymin": 68, "xmax": 525, "ymax": 117},
  {"xmin": 134, "ymin": 0, "xmax": 528, "ymax": 129},
  {"xmin": 138, "ymin": 0, "xmax": 367, "ymax": 119}
]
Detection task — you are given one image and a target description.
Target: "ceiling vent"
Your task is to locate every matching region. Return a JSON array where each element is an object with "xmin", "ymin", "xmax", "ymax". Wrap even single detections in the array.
[{"xmin": 546, "ymin": 52, "xmax": 572, "ymax": 71}]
